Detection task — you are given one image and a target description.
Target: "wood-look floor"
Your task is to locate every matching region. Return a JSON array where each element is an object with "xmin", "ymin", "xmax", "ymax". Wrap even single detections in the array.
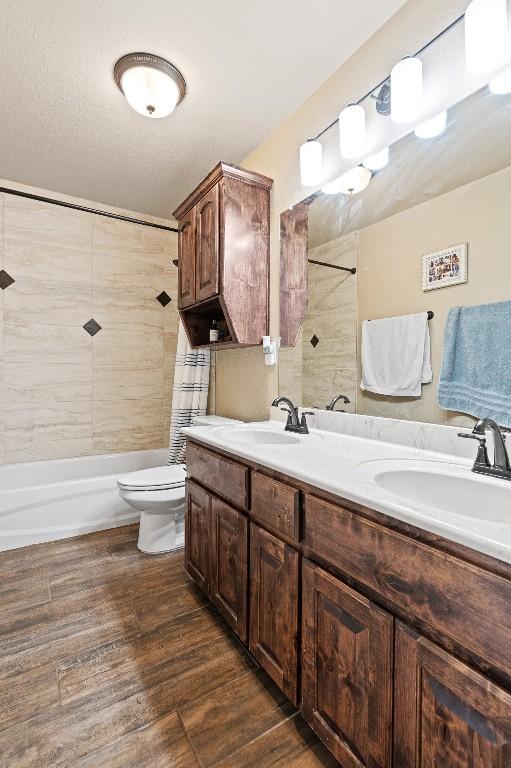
[{"xmin": 0, "ymin": 525, "xmax": 337, "ymax": 768}]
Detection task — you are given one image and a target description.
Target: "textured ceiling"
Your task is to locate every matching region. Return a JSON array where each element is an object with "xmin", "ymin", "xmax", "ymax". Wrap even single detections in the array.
[{"xmin": 0, "ymin": 0, "xmax": 406, "ymax": 217}]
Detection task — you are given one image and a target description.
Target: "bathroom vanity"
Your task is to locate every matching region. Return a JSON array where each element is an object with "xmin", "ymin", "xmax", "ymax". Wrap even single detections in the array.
[{"xmin": 183, "ymin": 422, "xmax": 511, "ymax": 768}]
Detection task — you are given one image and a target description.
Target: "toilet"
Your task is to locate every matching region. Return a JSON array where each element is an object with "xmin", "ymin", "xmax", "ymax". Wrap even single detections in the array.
[{"xmin": 118, "ymin": 415, "xmax": 241, "ymax": 554}]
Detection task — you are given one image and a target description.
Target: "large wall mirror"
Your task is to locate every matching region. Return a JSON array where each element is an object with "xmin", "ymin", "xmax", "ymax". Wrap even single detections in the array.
[{"xmin": 279, "ymin": 83, "xmax": 511, "ymax": 427}]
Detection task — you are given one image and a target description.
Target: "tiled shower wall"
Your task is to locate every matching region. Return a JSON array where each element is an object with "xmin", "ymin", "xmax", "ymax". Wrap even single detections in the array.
[{"xmin": 0, "ymin": 191, "xmax": 179, "ymax": 464}]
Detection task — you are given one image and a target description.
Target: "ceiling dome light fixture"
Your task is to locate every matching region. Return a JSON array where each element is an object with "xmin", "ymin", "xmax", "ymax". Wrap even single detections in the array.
[
  {"xmin": 415, "ymin": 110, "xmax": 447, "ymax": 139},
  {"xmin": 114, "ymin": 53, "xmax": 186, "ymax": 118},
  {"xmin": 391, "ymin": 56, "xmax": 423, "ymax": 124},
  {"xmin": 322, "ymin": 166, "xmax": 372, "ymax": 196},
  {"xmin": 465, "ymin": 0, "xmax": 508, "ymax": 74}
]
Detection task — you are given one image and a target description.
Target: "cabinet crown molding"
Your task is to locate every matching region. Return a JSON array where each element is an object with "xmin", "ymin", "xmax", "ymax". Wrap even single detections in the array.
[{"xmin": 173, "ymin": 161, "xmax": 273, "ymax": 220}]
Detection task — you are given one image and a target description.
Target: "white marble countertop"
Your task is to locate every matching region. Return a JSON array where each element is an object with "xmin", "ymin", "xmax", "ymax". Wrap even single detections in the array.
[{"xmin": 182, "ymin": 420, "xmax": 511, "ymax": 565}]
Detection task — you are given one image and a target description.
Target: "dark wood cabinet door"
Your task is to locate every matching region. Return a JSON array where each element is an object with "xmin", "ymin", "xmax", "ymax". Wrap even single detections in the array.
[
  {"xmin": 302, "ymin": 560, "xmax": 393, "ymax": 768},
  {"xmin": 395, "ymin": 621, "xmax": 511, "ymax": 768},
  {"xmin": 185, "ymin": 480, "xmax": 211, "ymax": 594},
  {"xmin": 195, "ymin": 186, "xmax": 219, "ymax": 303},
  {"xmin": 178, "ymin": 207, "xmax": 196, "ymax": 308},
  {"xmin": 210, "ymin": 498, "xmax": 248, "ymax": 642},
  {"xmin": 249, "ymin": 523, "xmax": 299, "ymax": 706}
]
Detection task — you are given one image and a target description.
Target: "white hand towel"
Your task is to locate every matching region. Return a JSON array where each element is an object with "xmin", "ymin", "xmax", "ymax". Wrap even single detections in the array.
[{"xmin": 361, "ymin": 312, "xmax": 432, "ymax": 397}]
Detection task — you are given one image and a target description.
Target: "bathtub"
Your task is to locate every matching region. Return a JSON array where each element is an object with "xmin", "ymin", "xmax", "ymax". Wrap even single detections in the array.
[{"xmin": 0, "ymin": 448, "xmax": 169, "ymax": 552}]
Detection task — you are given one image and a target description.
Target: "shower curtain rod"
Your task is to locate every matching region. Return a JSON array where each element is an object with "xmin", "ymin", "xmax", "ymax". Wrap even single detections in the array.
[
  {"xmin": 0, "ymin": 186, "xmax": 179, "ymax": 233},
  {"xmin": 308, "ymin": 258, "xmax": 357, "ymax": 275}
]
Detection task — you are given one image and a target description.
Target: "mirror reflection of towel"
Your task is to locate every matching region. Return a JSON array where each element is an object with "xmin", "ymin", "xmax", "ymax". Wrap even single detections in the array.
[
  {"xmin": 361, "ymin": 312, "xmax": 432, "ymax": 397},
  {"xmin": 438, "ymin": 301, "xmax": 511, "ymax": 427}
]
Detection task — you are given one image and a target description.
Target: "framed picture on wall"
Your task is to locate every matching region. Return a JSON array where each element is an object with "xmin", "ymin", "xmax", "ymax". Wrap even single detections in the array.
[{"xmin": 422, "ymin": 243, "xmax": 468, "ymax": 291}]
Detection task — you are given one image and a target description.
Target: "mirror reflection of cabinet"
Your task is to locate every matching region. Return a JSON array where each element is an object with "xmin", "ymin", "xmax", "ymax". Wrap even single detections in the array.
[
  {"xmin": 280, "ymin": 202, "xmax": 309, "ymax": 347},
  {"xmin": 174, "ymin": 162, "xmax": 273, "ymax": 349}
]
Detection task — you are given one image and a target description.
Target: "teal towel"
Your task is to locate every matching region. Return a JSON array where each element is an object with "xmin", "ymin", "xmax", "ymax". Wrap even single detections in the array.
[{"xmin": 438, "ymin": 300, "xmax": 511, "ymax": 427}]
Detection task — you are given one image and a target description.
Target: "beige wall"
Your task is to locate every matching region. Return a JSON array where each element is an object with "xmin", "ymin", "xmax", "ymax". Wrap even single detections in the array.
[
  {"xmin": 214, "ymin": 0, "xmax": 468, "ymax": 421},
  {"xmin": 357, "ymin": 163, "xmax": 511, "ymax": 427},
  {"xmin": 0, "ymin": 187, "xmax": 179, "ymax": 464}
]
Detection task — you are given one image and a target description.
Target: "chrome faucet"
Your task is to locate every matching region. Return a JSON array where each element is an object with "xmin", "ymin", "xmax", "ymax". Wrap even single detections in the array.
[
  {"xmin": 272, "ymin": 397, "xmax": 313, "ymax": 435},
  {"xmin": 459, "ymin": 418, "xmax": 511, "ymax": 481},
  {"xmin": 326, "ymin": 394, "xmax": 351, "ymax": 412}
]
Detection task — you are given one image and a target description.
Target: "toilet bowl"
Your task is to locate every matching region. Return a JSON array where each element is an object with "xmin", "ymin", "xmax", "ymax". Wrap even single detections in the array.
[
  {"xmin": 118, "ymin": 465, "xmax": 187, "ymax": 554},
  {"xmin": 117, "ymin": 415, "xmax": 242, "ymax": 554}
]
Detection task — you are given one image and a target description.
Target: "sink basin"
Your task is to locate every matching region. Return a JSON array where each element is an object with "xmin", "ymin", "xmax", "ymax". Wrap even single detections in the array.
[
  {"xmin": 359, "ymin": 459, "xmax": 511, "ymax": 523},
  {"xmin": 222, "ymin": 428, "xmax": 301, "ymax": 446}
]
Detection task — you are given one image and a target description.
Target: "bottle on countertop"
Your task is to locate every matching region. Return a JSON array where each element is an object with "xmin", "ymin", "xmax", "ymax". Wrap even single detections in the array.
[{"xmin": 209, "ymin": 319, "xmax": 219, "ymax": 343}]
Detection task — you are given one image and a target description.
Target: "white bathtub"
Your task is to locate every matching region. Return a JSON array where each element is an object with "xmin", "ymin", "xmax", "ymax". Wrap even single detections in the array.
[{"xmin": 0, "ymin": 448, "xmax": 169, "ymax": 551}]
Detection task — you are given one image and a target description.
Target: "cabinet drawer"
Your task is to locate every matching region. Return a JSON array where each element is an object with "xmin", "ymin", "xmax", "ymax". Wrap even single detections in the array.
[
  {"xmin": 251, "ymin": 472, "xmax": 300, "ymax": 541},
  {"xmin": 303, "ymin": 493, "xmax": 511, "ymax": 683},
  {"xmin": 187, "ymin": 442, "xmax": 249, "ymax": 510}
]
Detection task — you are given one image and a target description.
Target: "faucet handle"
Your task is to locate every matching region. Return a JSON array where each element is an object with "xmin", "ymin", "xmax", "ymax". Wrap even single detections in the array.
[
  {"xmin": 458, "ymin": 432, "xmax": 490, "ymax": 467},
  {"xmin": 299, "ymin": 411, "xmax": 314, "ymax": 434},
  {"xmin": 280, "ymin": 408, "xmax": 294, "ymax": 429},
  {"xmin": 458, "ymin": 432, "xmax": 486, "ymax": 443}
]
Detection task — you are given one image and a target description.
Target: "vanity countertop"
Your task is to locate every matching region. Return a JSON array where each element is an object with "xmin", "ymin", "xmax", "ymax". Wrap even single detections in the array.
[{"xmin": 182, "ymin": 420, "xmax": 511, "ymax": 565}]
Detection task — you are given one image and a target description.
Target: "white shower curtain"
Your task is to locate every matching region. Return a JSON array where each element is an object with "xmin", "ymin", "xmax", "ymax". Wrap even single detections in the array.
[{"xmin": 168, "ymin": 321, "xmax": 210, "ymax": 464}]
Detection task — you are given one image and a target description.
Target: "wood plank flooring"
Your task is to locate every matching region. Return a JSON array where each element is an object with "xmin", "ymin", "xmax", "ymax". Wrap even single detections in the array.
[{"xmin": 0, "ymin": 525, "xmax": 337, "ymax": 767}]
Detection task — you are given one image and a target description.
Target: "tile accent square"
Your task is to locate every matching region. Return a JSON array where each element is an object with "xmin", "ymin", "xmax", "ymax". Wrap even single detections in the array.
[
  {"xmin": 83, "ymin": 318, "xmax": 102, "ymax": 337},
  {"xmin": 156, "ymin": 291, "xmax": 172, "ymax": 307},
  {"xmin": 0, "ymin": 269, "xmax": 15, "ymax": 290},
  {"xmin": 310, "ymin": 334, "xmax": 319, "ymax": 348}
]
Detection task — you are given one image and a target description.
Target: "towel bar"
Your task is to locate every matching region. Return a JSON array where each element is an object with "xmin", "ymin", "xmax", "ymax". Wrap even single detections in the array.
[{"xmin": 368, "ymin": 311, "xmax": 434, "ymax": 321}]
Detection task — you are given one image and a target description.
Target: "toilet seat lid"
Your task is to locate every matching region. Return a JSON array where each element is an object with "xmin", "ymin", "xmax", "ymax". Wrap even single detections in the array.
[{"xmin": 118, "ymin": 464, "xmax": 186, "ymax": 491}]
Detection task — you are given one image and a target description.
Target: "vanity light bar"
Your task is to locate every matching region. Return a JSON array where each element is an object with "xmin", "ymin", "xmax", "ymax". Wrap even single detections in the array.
[
  {"xmin": 304, "ymin": 0, "xmax": 510, "ymax": 167},
  {"xmin": 309, "ymin": 13, "xmax": 466, "ymax": 145}
]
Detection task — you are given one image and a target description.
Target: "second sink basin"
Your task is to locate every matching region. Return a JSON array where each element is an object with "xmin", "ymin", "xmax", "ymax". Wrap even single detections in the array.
[{"xmin": 358, "ymin": 459, "xmax": 511, "ymax": 524}]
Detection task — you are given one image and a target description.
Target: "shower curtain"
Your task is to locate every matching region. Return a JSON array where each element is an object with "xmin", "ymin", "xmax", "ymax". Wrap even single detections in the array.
[{"xmin": 168, "ymin": 321, "xmax": 210, "ymax": 465}]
